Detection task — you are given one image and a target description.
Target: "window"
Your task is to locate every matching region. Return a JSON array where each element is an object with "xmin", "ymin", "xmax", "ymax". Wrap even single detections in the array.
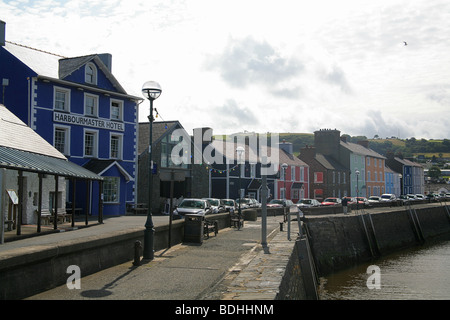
[
  {"xmin": 85, "ymin": 63, "xmax": 97, "ymax": 85},
  {"xmin": 314, "ymin": 172, "xmax": 323, "ymax": 183},
  {"xmin": 160, "ymin": 134, "xmax": 188, "ymax": 169},
  {"xmin": 251, "ymin": 164, "xmax": 256, "ymax": 178},
  {"xmin": 54, "ymin": 126, "xmax": 70, "ymax": 155},
  {"xmin": 300, "ymin": 167, "xmax": 304, "ymax": 181},
  {"xmin": 111, "ymin": 100, "xmax": 123, "ymax": 121},
  {"xmin": 291, "ymin": 167, "xmax": 295, "ymax": 181},
  {"xmin": 84, "ymin": 130, "xmax": 98, "ymax": 157},
  {"xmin": 103, "ymin": 177, "xmax": 120, "ymax": 203},
  {"xmin": 54, "ymin": 87, "xmax": 70, "ymax": 111},
  {"xmin": 280, "ymin": 188, "xmax": 286, "ymax": 199},
  {"xmin": 85, "ymin": 94, "xmax": 98, "ymax": 117},
  {"xmin": 110, "ymin": 134, "xmax": 123, "ymax": 159}
]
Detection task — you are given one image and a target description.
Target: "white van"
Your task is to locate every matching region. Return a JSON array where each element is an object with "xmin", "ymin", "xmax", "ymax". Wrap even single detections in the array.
[{"xmin": 380, "ymin": 194, "xmax": 396, "ymax": 202}]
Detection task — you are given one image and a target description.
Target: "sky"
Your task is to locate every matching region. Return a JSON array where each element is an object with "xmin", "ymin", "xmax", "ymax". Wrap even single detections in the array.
[{"xmin": 1, "ymin": 0, "xmax": 450, "ymax": 139}]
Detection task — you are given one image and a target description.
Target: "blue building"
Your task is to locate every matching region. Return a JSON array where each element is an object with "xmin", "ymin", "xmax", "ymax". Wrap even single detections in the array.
[{"xmin": 0, "ymin": 22, "xmax": 141, "ymax": 216}]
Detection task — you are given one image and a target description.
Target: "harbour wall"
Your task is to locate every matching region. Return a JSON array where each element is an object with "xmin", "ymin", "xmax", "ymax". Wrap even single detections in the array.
[{"xmin": 304, "ymin": 204, "xmax": 450, "ymax": 276}]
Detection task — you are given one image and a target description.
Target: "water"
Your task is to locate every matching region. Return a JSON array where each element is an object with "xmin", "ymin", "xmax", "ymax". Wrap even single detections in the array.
[{"xmin": 319, "ymin": 238, "xmax": 450, "ymax": 300}]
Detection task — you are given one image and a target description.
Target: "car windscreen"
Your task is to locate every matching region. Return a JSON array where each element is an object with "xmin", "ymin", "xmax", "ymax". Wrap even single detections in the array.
[
  {"xmin": 208, "ymin": 199, "xmax": 219, "ymax": 206},
  {"xmin": 179, "ymin": 200, "xmax": 205, "ymax": 209}
]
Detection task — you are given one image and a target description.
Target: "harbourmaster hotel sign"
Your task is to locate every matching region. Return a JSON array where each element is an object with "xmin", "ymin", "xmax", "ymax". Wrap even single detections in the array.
[{"xmin": 53, "ymin": 112, "xmax": 125, "ymax": 132}]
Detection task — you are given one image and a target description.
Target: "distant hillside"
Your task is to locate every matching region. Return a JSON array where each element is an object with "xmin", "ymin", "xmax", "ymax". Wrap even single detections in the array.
[{"xmin": 215, "ymin": 132, "xmax": 450, "ymax": 159}]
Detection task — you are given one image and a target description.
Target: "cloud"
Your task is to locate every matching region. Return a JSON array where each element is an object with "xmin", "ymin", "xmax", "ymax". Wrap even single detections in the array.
[
  {"xmin": 214, "ymin": 99, "xmax": 259, "ymax": 128},
  {"xmin": 205, "ymin": 36, "xmax": 304, "ymax": 95},
  {"xmin": 319, "ymin": 64, "xmax": 353, "ymax": 94}
]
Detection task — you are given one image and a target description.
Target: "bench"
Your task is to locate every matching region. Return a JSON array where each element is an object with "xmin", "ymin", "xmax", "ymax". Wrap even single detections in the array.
[
  {"xmin": 35, "ymin": 209, "xmax": 52, "ymax": 225},
  {"xmin": 203, "ymin": 219, "xmax": 218, "ymax": 239},
  {"xmin": 4, "ymin": 219, "xmax": 14, "ymax": 231},
  {"xmin": 230, "ymin": 212, "xmax": 244, "ymax": 230},
  {"xmin": 128, "ymin": 203, "xmax": 148, "ymax": 215},
  {"xmin": 35, "ymin": 209, "xmax": 72, "ymax": 225}
]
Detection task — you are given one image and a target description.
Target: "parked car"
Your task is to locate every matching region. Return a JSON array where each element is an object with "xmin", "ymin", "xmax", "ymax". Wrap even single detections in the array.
[
  {"xmin": 380, "ymin": 194, "xmax": 396, "ymax": 202},
  {"xmin": 425, "ymin": 194, "xmax": 438, "ymax": 201},
  {"xmin": 368, "ymin": 196, "xmax": 381, "ymax": 203},
  {"xmin": 342, "ymin": 196, "xmax": 356, "ymax": 205},
  {"xmin": 236, "ymin": 198, "xmax": 252, "ymax": 209},
  {"xmin": 202, "ymin": 198, "xmax": 223, "ymax": 213},
  {"xmin": 173, "ymin": 198, "xmax": 212, "ymax": 219},
  {"xmin": 399, "ymin": 195, "xmax": 409, "ymax": 204},
  {"xmin": 415, "ymin": 194, "xmax": 425, "ymax": 200},
  {"xmin": 356, "ymin": 197, "xmax": 370, "ymax": 207},
  {"xmin": 321, "ymin": 197, "xmax": 341, "ymax": 206},
  {"xmin": 296, "ymin": 198, "xmax": 321, "ymax": 208},
  {"xmin": 267, "ymin": 199, "xmax": 294, "ymax": 207},
  {"xmin": 221, "ymin": 199, "xmax": 237, "ymax": 213},
  {"xmin": 407, "ymin": 194, "xmax": 418, "ymax": 201},
  {"xmin": 250, "ymin": 198, "xmax": 262, "ymax": 208}
]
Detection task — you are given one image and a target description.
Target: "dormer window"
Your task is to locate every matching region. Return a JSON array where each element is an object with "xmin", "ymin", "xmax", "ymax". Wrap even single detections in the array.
[{"xmin": 85, "ymin": 63, "xmax": 97, "ymax": 85}]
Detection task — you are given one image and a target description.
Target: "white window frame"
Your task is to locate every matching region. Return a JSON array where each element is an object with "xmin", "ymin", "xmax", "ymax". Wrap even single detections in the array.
[
  {"xmin": 84, "ymin": 129, "xmax": 99, "ymax": 158},
  {"xmin": 250, "ymin": 164, "xmax": 256, "ymax": 178},
  {"xmin": 54, "ymin": 125, "xmax": 71, "ymax": 155},
  {"xmin": 84, "ymin": 93, "xmax": 99, "ymax": 117},
  {"xmin": 110, "ymin": 133, "xmax": 123, "ymax": 160},
  {"xmin": 291, "ymin": 167, "xmax": 295, "ymax": 182},
  {"xmin": 54, "ymin": 86, "xmax": 70, "ymax": 112},
  {"xmin": 85, "ymin": 62, "xmax": 97, "ymax": 85},
  {"xmin": 103, "ymin": 176, "xmax": 120, "ymax": 203},
  {"xmin": 110, "ymin": 99, "xmax": 124, "ymax": 121}
]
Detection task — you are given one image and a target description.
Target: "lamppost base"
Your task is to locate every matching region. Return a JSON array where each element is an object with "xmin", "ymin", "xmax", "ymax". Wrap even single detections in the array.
[{"xmin": 143, "ymin": 227, "xmax": 155, "ymax": 260}]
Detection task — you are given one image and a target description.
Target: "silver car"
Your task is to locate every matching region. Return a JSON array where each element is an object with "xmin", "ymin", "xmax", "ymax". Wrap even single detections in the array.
[{"xmin": 173, "ymin": 198, "xmax": 212, "ymax": 219}]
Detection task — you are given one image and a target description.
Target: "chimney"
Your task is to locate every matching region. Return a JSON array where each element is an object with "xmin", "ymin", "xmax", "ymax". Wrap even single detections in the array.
[
  {"xmin": 278, "ymin": 139, "xmax": 293, "ymax": 154},
  {"xmin": 0, "ymin": 20, "xmax": 5, "ymax": 46},
  {"xmin": 299, "ymin": 145, "xmax": 316, "ymax": 160},
  {"xmin": 357, "ymin": 140, "xmax": 369, "ymax": 148},
  {"xmin": 98, "ymin": 53, "xmax": 112, "ymax": 72}
]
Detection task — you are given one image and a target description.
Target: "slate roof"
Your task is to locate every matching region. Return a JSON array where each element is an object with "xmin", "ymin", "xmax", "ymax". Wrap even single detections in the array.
[
  {"xmin": 315, "ymin": 153, "xmax": 347, "ymax": 171},
  {"xmin": 138, "ymin": 121, "xmax": 181, "ymax": 155},
  {"xmin": 4, "ymin": 41, "xmax": 133, "ymax": 96},
  {"xmin": 210, "ymin": 139, "xmax": 308, "ymax": 168},
  {"xmin": 340, "ymin": 140, "xmax": 386, "ymax": 159},
  {"xmin": 0, "ymin": 104, "xmax": 101, "ymax": 180},
  {"xmin": 0, "ymin": 104, "xmax": 65, "ymax": 159}
]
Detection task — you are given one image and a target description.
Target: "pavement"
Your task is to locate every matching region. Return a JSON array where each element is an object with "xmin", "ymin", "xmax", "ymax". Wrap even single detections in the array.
[{"xmin": 1, "ymin": 213, "xmax": 300, "ymax": 301}]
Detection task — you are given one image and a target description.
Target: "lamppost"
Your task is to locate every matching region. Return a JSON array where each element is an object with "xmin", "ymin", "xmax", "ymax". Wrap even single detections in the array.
[
  {"xmin": 282, "ymin": 163, "xmax": 288, "ymax": 223},
  {"xmin": 355, "ymin": 169, "xmax": 360, "ymax": 211},
  {"xmin": 236, "ymin": 146, "xmax": 245, "ymax": 218},
  {"xmin": 142, "ymin": 81, "xmax": 162, "ymax": 260}
]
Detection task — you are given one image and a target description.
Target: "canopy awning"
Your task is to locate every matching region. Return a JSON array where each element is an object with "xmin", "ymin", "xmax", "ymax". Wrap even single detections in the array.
[{"xmin": 0, "ymin": 146, "xmax": 102, "ymax": 180}]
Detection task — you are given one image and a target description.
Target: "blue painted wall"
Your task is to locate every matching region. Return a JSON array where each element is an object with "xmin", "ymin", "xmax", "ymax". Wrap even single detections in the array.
[{"xmin": 0, "ymin": 45, "xmax": 139, "ymax": 216}]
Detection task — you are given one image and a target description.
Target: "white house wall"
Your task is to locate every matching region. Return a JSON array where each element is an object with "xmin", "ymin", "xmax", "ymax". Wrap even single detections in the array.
[{"xmin": 2, "ymin": 169, "xmax": 66, "ymax": 225}]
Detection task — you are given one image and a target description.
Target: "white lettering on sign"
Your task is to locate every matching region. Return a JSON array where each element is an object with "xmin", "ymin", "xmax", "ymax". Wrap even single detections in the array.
[{"xmin": 54, "ymin": 112, "xmax": 124, "ymax": 132}]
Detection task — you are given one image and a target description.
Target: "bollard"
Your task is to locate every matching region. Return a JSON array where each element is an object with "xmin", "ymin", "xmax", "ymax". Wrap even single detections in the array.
[
  {"xmin": 279, "ymin": 222, "xmax": 284, "ymax": 231},
  {"xmin": 133, "ymin": 240, "xmax": 142, "ymax": 266}
]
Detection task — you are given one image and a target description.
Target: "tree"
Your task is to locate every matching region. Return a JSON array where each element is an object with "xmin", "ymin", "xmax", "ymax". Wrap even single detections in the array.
[{"xmin": 428, "ymin": 166, "xmax": 441, "ymax": 179}]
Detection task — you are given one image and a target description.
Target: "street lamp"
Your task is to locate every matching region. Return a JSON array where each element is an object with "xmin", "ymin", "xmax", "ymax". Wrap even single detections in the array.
[
  {"xmin": 281, "ymin": 163, "xmax": 288, "ymax": 225},
  {"xmin": 236, "ymin": 146, "xmax": 245, "ymax": 218},
  {"xmin": 355, "ymin": 169, "xmax": 360, "ymax": 211},
  {"xmin": 142, "ymin": 81, "xmax": 162, "ymax": 260}
]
